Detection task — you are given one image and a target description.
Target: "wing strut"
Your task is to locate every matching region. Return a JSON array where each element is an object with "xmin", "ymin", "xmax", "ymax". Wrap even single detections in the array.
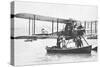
[
  {"xmin": 29, "ymin": 18, "xmax": 31, "ymax": 35},
  {"xmin": 84, "ymin": 21, "xmax": 86, "ymax": 29},
  {"xmin": 32, "ymin": 15, "xmax": 36, "ymax": 35},
  {"xmin": 57, "ymin": 19, "xmax": 59, "ymax": 35},
  {"xmin": 91, "ymin": 22, "xmax": 92, "ymax": 35},
  {"xmin": 95, "ymin": 21, "xmax": 97, "ymax": 33},
  {"xmin": 52, "ymin": 20, "xmax": 54, "ymax": 34}
]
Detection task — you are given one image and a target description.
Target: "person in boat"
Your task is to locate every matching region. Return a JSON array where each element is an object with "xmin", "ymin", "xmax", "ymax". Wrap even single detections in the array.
[
  {"xmin": 73, "ymin": 23, "xmax": 84, "ymax": 48},
  {"xmin": 56, "ymin": 35, "xmax": 61, "ymax": 48},
  {"xmin": 64, "ymin": 22, "xmax": 74, "ymax": 40},
  {"xmin": 72, "ymin": 23, "xmax": 78, "ymax": 37},
  {"xmin": 75, "ymin": 36, "xmax": 83, "ymax": 48},
  {"xmin": 59, "ymin": 36, "xmax": 66, "ymax": 48}
]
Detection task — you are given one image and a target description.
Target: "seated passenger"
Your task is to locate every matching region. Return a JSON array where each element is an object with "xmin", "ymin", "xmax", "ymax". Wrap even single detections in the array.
[
  {"xmin": 59, "ymin": 36, "xmax": 66, "ymax": 48},
  {"xmin": 75, "ymin": 37, "xmax": 83, "ymax": 48}
]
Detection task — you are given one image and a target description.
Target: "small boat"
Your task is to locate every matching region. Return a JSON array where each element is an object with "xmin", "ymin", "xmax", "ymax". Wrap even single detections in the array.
[{"xmin": 46, "ymin": 45, "xmax": 92, "ymax": 53}]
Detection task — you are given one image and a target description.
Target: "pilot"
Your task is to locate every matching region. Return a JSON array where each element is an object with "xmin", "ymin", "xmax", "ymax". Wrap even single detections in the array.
[{"xmin": 64, "ymin": 23, "xmax": 73, "ymax": 36}]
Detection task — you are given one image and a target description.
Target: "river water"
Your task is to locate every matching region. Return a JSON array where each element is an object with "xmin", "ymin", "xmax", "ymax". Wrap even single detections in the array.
[{"xmin": 14, "ymin": 39, "xmax": 97, "ymax": 66}]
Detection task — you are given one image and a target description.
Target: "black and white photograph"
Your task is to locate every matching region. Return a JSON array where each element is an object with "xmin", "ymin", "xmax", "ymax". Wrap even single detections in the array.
[{"xmin": 11, "ymin": 1, "xmax": 98, "ymax": 66}]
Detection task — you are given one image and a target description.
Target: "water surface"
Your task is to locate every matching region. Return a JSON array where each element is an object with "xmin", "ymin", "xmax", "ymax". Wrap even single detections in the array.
[{"xmin": 14, "ymin": 39, "xmax": 97, "ymax": 66}]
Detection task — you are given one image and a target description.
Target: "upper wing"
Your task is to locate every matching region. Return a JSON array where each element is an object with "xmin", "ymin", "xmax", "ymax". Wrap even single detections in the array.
[{"xmin": 14, "ymin": 13, "xmax": 76, "ymax": 24}]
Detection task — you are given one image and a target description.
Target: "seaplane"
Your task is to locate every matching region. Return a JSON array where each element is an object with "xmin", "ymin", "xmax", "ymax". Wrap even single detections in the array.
[{"xmin": 11, "ymin": 13, "xmax": 92, "ymax": 53}]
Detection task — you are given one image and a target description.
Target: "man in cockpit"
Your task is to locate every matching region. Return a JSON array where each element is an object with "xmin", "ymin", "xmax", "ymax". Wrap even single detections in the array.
[{"xmin": 64, "ymin": 22, "xmax": 73, "ymax": 39}]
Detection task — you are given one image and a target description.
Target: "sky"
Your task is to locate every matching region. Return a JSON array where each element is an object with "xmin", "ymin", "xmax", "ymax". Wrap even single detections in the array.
[{"xmin": 14, "ymin": 1, "xmax": 98, "ymax": 36}]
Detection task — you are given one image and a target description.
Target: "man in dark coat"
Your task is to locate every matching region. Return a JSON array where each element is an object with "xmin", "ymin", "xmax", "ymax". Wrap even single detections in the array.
[{"xmin": 75, "ymin": 36, "xmax": 84, "ymax": 48}]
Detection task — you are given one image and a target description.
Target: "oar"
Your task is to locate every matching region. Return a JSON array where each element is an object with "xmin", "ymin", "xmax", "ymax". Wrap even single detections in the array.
[{"xmin": 82, "ymin": 36, "xmax": 89, "ymax": 45}]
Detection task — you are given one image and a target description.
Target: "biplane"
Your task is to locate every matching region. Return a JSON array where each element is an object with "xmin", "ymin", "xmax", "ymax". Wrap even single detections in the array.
[{"xmin": 11, "ymin": 13, "xmax": 92, "ymax": 53}]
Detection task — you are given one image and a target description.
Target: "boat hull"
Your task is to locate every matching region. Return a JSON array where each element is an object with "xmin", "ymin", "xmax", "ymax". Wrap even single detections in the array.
[
  {"xmin": 46, "ymin": 45, "xmax": 92, "ymax": 54},
  {"xmin": 92, "ymin": 47, "xmax": 97, "ymax": 51}
]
